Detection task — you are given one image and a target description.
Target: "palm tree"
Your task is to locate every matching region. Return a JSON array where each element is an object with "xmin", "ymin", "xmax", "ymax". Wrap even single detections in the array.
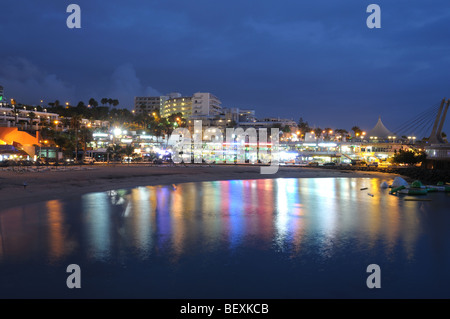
[
  {"xmin": 54, "ymin": 132, "xmax": 75, "ymax": 158},
  {"xmin": 112, "ymin": 99, "xmax": 119, "ymax": 108},
  {"xmin": 88, "ymin": 98, "xmax": 98, "ymax": 108},
  {"xmin": 101, "ymin": 98, "xmax": 108, "ymax": 106},
  {"xmin": 106, "ymin": 144, "xmax": 122, "ymax": 163},
  {"xmin": 61, "ymin": 117, "xmax": 71, "ymax": 130},
  {"xmin": 334, "ymin": 128, "xmax": 348, "ymax": 140},
  {"xmin": 79, "ymin": 127, "xmax": 93, "ymax": 161},
  {"xmin": 70, "ymin": 114, "xmax": 83, "ymax": 160},
  {"xmin": 122, "ymin": 145, "xmax": 134, "ymax": 165},
  {"xmin": 28, "ymin": 112, "xmax": 37, "ymax": 130},
  {"xmin": 107, "ymin": 98, "xmax": 113, "ymax": 109}
]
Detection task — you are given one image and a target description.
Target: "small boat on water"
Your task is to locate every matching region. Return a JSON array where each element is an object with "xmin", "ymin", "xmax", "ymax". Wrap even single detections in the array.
[
  {"xmin": 425, "ymin": 185, "xmax": 450, "ymax": 192},
  {"xmin": 389, "ymin": 180, "xmax": 450, "ymax": 196},
  {"xmin": 390, "ymin": 186, "xmax": 428, "ymax": 195}
]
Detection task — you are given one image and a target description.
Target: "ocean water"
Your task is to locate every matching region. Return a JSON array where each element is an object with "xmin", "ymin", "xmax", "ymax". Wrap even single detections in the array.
[{"xmin": 0, "ymin": 177, "xmax": 449, "ymax": 299}]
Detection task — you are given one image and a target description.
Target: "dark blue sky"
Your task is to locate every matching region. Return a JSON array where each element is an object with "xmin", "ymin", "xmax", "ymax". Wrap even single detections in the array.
[{"xmin": 1, "ymin": 0, "xmax": 449, "ymax": 136}]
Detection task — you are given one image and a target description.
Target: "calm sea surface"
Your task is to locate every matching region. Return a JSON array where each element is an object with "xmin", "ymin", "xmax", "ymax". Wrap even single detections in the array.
[{"xmin": 1, "ymin": 177, "xmax": 450, "ymax": 299}]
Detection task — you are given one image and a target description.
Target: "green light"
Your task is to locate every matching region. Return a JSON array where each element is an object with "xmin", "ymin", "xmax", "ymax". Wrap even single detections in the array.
[{"xmin": 0, "ymin": 96, "xmax": 3, "ymax": 101}]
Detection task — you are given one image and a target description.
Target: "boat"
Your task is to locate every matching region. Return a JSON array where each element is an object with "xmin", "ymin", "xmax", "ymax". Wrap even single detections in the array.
[{"xmin": 389, "ymin": 180, "xmax": 450, "ymax": 196}]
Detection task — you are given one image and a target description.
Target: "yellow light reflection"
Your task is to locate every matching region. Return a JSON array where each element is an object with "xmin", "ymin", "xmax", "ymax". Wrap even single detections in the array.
[{"xmin": 46, "ymin": 200, "xmax": 66, "ymax": 263}]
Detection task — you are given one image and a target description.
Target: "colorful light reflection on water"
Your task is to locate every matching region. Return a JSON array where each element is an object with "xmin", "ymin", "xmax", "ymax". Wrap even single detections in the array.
[{"xmin": 0, "ymin": 177, "xmax": 450, "ymax": 298}]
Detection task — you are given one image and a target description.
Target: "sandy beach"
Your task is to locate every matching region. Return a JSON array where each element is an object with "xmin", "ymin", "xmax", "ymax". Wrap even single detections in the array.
[{"xmin": 0, "ymin": 164, "xmax": 403, "ymax": 210}]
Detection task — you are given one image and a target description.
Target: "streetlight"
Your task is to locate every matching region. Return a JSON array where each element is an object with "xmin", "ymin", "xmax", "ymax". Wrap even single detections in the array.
[{"xmin": 113, "ymin": 128, "xmax": 122, "ymax": 136}]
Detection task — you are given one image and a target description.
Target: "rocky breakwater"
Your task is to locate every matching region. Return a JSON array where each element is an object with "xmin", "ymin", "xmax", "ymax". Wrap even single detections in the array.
[{"xmin": 319, "ymin": 165, "xmax": 450, "ymax": 184}]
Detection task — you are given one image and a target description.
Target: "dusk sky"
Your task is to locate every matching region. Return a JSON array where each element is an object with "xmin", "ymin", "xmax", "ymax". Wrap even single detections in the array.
[{"xmin": 1, "ymin": 0, "xmax": 449, "ymax": 136}]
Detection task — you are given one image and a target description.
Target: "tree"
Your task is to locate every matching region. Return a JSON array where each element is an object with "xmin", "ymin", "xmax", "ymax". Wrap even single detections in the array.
[
  {"xmin": 101, "ymin": 98, "xmax": 108, "ymax": 106},
  {"xmin": 167, "ymin": 112, "xmax": 186, "ymax": 129},
  {"xmin": 77, "ymin": 101, "xmax": 86, "ymax": 108},
  {"xmin": 334, "ymin": 128, "xmax": 349, "ymax": 140},
  {"xmin": 298, "ymin": 118, "xmax": 310, "ymax": 136},
  {"xmin": 323, "ymin": 127, "xmax": 333, "ymax": 140},
  {"xmin": 28, "ymin": 112, "xmax": 37, "ymax": 130},
  {"xmin": 157, "ymin": 118, "xmax": 173, "ymax": 137},
  {"xmin": 106, "ymin": 144, "xmax": 123, "ymax": 162},
  {"xmin": 107, "ymin": 98, "xmax": 113, "ymax": 109},
  {"xmin": 392, "ymin": 149, "xmax": 427, "ymax": 165},
  {"xmin": 112, "ymin": 99, "xmax": 119, "ymax": 108},
  {"xmin": 53, "ymin": 132, "xmax": 76, "ymax": 158},
  {"xmin": 88, "ymin": 98, "xmax": 98, "ymax": 108},
  {"xmin": 122, "ymin": 145, "xmax": 135, "ymax": 165},
  {"xmin": 351, "ymin": 126, "xmax": 362, "ymax": 137},
  {"xmin": 70, "ymin": 114, "xmax": 83, "ymax": 160},
  {"xmin": 335, "ymin": 128, "xmax": 348, "ymax": 135},
  {"xmin": 79, "ymin": 127, "xmax": 93, "ymax": 160},
  {"xmin": 314, "ymin": 127, "xmax": 322, "ymax": 138},
  {"xmin": 282, "ymin": 125, "xmax": 291, "ymax": 134}
]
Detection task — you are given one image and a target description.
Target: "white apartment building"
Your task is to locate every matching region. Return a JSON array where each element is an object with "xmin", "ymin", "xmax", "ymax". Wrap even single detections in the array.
[
  {"xmin": 0, "ymin": 106, "xmax": 59, "ymax": 129},
  {"xmin": 134, "ymin": 96, "xmax": 168, "ymax": 115},
  {"xmin": 158, "ymin": 92, "xmax": 223, "ymax": 119},
  {"xmin": 191, "ymin": 93, "xmax": 222, "ymax": 118}
]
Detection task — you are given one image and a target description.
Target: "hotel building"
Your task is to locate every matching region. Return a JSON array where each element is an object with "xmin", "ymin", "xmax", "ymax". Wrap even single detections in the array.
[
  {"xmin": 160, "ymin": 93, "xmax": 193, "ymax": 118},
  {"xmin": 134, "ymin": 96, "xmax": 168, "ymax": 115}
]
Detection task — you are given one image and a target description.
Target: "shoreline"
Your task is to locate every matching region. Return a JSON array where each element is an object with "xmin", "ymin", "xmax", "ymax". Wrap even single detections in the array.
[{"xmin": 0, "ymin": 164, "xmax": 404, "ymax": 211}]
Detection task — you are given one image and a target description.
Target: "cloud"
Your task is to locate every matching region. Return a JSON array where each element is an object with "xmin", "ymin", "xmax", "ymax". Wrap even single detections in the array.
[
  {"xmin": 0, "ymin": 57, "xmax": 75, "ymax": 105},
  {"xmin": 107, "ymin": 63, "xmax": 161, "ymax": 109}
]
